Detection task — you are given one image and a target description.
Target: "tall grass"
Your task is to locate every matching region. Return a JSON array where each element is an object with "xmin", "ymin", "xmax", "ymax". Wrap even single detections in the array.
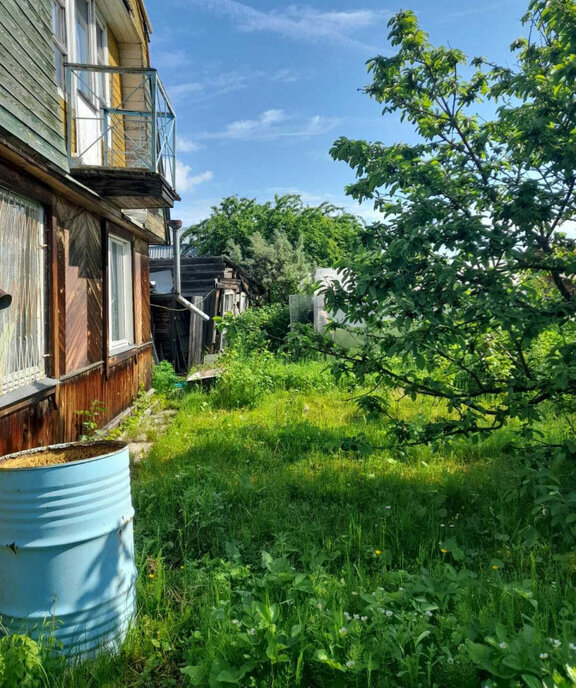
[{"xmin": 13, "ymin": 355, "xmax": 576, "ymax": 687}]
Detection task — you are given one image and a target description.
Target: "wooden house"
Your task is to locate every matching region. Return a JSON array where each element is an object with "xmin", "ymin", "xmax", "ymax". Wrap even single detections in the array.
[
  {"xmin": 149, "ymin": 250, "xmax": 264, "ymax": 373},
  {"xmin": 0, "ymin": 0, "xmax": 177, "ymax": 455}
]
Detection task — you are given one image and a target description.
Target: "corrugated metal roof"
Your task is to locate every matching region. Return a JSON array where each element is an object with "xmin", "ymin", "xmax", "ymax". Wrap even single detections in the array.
[
  {"xmin": 149, "ymin": 245, "xmax": 174, "ymax": 260},
  {"xmin": 149, "ymin": 245, "xmax": 198, "ymax": 260}
]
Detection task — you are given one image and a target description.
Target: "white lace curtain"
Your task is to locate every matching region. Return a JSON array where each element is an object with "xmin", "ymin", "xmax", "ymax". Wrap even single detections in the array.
[{"xmin": 0, "ymin": 190, "xmax": 45, "ymax": 395}]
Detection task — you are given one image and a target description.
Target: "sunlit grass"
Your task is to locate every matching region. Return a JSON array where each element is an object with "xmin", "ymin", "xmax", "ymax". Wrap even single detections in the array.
[{"xmin": 51, "ymin": 358, "xmax": 576, "ymax": 687}]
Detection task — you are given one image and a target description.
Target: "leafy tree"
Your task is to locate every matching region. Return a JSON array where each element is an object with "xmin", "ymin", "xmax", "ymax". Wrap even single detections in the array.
[
  {"xmin": 228, "ymin": 230, "xmax": 312, "ymax": 304},
  {"xmin": 183, "ymin": 194, "xmax": 362, "ymax": 268},
  {"xmin": 320, "ymin": 0, "xmax": 576, "ymax": 445}
]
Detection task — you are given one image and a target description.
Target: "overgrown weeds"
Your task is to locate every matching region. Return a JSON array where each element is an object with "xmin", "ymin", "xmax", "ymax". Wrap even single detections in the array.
[{"xmin": 5, "ymin": 355, "xmax": 576, "ymax": 687}]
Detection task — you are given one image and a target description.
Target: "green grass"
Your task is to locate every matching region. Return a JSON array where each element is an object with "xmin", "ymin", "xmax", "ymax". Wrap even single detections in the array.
[{"xmin": 23, "ymin": 358, "xmax": 576, "ymax": 686}]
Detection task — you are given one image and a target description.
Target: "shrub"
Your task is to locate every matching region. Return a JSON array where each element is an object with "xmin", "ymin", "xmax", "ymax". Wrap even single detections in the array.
[
  {"xmin": 211, "ymin": 350, "xmax": 335, "ymax": 409},
  {"xmin": 218, "ymin": 304, "xmax": 292, "ymax": 355},
  {"xmin": 152, "ymin": 360, "xmax": 180, "ymax": 397}
]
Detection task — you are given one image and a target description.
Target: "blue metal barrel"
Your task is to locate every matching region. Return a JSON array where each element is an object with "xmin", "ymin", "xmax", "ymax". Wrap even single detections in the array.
[{"xmin": 0, "ymin": 441, "xmax": 136, "ymax": 659}]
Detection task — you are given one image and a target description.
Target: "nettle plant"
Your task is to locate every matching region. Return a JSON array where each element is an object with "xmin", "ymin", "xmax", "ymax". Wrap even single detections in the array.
[{"xmin": 318, "ymin": 0, "xmax": 576, "ymax": 445}]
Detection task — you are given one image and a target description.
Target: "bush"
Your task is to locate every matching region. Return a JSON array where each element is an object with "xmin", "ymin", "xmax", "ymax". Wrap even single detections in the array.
[
  {"xmin": 152, "ymin": 360, "xmax": 180, "ymax": 397},
  {"xmin": 219, "ymin": 304, "xmax": 292, "ymax": 355},
  {"xmin": 211, "ymin": 350, "xmax": 335, "ymax": 409}
]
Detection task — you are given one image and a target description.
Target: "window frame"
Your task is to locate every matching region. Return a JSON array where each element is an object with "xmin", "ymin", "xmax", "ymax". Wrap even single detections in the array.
[
  {"xmin": 51, "ymin": 0, "xmax": 68, "ymax": 94},
  {"xmin": 107, "ymin": 234, "xmax": 134, "ymax": 354}
]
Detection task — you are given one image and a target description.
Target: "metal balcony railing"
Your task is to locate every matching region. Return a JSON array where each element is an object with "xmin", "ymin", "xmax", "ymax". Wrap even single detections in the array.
[{"xmin": 64, "ymin": 64, "xmax": 176, "ymax": 192}]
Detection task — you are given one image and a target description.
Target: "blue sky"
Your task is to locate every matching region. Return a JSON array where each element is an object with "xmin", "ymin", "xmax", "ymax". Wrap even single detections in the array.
[{"xmin": 147, "ymin": 0, "xmax": 528, "ymax": 226}]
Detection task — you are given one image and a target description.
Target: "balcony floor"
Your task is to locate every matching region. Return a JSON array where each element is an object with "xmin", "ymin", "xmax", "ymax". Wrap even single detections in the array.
[{"xmin": 70, "ymin": 166, "xmax": 180, "ymax": 209}]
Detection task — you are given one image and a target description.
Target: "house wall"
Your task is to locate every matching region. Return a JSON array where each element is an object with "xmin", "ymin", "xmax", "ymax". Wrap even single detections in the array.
[
  {"xmin": 0, "ymin": 348, "xmax": 152, "ymax": 456},
  {"xmin": 0, "ymin": 161, "xmax": 153, "ymax": 457},
  {"xmin": 0, "ymin": 0, "xmax": 68, "ymax": 169}
]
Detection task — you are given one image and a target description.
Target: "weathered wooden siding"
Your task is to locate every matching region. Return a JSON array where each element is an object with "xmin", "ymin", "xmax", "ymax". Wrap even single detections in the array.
[
  {"xmin": 56, "ymin": 199, "xmax": 104, "ymax": 374},
  {"xmin": 0, "ymin": 347, "xmax": 152, "ymax": 456},
  {"xmin": 0, "ymin": 0, "xmax": 67, "ymax": 169}
]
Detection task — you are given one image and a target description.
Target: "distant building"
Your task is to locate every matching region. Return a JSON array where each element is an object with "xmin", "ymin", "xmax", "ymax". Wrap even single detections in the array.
[{"xmin": 149, "ymin": 250, "xmax": 264, "ymax": 372}]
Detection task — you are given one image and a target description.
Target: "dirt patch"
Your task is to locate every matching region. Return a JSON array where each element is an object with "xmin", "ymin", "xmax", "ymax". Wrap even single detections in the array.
[{"xmin": 0, "ymin": 441, "xmax": 126, "ymax": 470}]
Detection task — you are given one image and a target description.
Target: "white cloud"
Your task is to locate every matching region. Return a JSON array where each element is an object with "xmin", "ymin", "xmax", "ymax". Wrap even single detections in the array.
[
  {"xmin": 197, "ymin": 109, "xmax": 340, "ymax": 141},
  {"xmin": 169, "ymin": 67, "xmax": 304, "ymax": 104},
  {"xmin": 177, "ymin": 135, "xmax": 203, "ymax": 153},
  {"xmin": 184, "ymin": 1, "xmax": 390, "ymax": 50},
  {"xmin": 176, "ymin": 162, "xmax": 214, "ymax": 193},
  {"xmin": 169, "ymin": 82, "xmax": 204, "ymax": 98},
  {"xmin": 153, "ymin": 49, "xmax": 191, "ymax": 69}
]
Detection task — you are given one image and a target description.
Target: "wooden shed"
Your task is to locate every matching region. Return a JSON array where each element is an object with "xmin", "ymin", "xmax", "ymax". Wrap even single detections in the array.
[{"xmin": 149, "ymin": 250, "xmax": 264, "ymax": 373}]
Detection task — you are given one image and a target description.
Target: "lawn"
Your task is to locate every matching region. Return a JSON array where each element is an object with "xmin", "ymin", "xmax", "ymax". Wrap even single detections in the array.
[{"xmin": 45, "ymin": 357, "xmax": 576, "ymax": 686}]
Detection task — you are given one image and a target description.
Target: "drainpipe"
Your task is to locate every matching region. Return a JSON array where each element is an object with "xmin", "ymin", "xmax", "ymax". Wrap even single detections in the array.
[{"xmin": 169, "ymin": 221, "xmax": 210, "ymax": 321}]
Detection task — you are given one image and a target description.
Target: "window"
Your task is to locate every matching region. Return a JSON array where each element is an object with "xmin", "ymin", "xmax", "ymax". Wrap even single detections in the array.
[
  {"xmin": 51, "ymin": 0, "xmax": 67, "ymax": 91},
  {"xmin": 222, "ymin": 290, "xmax": 235, "ymax": 316},
  {"xmin": 108, "ymin": 235, "xmax": 134, "ymax": 352},
  {"xmin": 75, "ymin": 0, "xmax": 92, "ymax": 98},
  {"xmin": 0, "ymin": 191, "xmax": 45, "ymax": 395}
]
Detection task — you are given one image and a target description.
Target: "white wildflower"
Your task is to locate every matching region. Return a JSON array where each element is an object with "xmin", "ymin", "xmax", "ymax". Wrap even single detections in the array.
[
  {"xmin": 539, "ymin": 653, "xmax": 548, "ymax": 660},
  {"xmin": 346, "ymin": 660, "xmax": 355, "ymax": 668},
  {"xmin": 499, "ymin": 642, "xmax": 508, "ymax": 649},
  {"xmin": 339, "ymin": 627, "xmax": 347, "ymax": 635}
]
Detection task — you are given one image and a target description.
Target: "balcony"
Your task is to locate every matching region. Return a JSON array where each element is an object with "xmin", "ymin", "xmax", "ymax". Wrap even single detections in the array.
[{"xmin": 64, "ymin": 64, "xmax": 178, "ymax": 209}]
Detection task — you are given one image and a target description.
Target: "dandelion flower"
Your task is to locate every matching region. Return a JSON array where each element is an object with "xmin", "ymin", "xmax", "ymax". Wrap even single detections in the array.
[
  {"xmin": 374, "ymin": 549, "xmax": 382, "ymax": 555},
  {"xmin": 148, "ymin": 574, "xmax": 155, "ymax": 579},
  {"xmin": 440, "ymin": 548, "xmax": 448, "ymax": 554},
  {"xmin": 492, "ymin": 565, "xmax": 499, "ymax": 570},
  {"xmin": 180, "ymin": 565, "xmax": 185, "ymax": 570}
]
